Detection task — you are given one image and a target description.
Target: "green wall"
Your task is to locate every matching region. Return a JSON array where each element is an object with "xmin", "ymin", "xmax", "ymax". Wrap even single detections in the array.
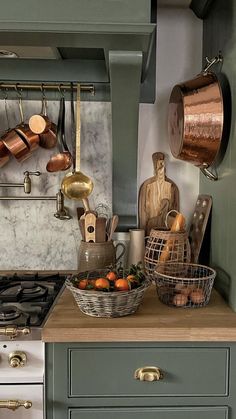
[{"xmin": 200, "ymin": 0, "xmax": 236, "ymax": 310}]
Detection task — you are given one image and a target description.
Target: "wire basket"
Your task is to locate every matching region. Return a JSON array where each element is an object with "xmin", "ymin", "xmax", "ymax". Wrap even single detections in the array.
[
  {"xmin": 153, "ymin": 262, "xmax": 216, "ymax": 308},
  {"xmin": 144, "ymin": 228, "xmax": 191, "ymax": 278},
  {"xmin": 66, "ymin": 269, "xmax": 150, "ymax": 318}
]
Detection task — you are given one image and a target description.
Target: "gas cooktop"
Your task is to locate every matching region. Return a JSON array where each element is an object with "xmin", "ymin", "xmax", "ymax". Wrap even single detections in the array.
[{"xmin": 0, "ymin": 273, "xmax": 66, "ymax": 329}]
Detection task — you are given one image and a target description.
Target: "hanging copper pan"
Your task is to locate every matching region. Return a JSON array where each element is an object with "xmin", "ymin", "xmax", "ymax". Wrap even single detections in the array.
[{"xmin": 168, "ymin": 55, "xmax": 226, "ymax": 181}]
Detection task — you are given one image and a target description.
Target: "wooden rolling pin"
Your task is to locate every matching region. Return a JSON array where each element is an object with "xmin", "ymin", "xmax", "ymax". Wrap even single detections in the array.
[{"xmin": 159, "ymin": 212, "xmax": 186, "ymax": 262}]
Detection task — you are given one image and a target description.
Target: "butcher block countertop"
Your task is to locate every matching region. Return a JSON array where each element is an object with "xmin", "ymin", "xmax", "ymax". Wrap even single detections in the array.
[{"xmin": 42, "ymin": 286, "xmax": 236, "ymax": 342}]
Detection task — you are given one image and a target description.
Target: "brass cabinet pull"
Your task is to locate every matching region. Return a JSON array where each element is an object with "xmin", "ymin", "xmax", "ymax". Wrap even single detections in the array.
[
  {"xmin": 0, "ymin": 326, "xmax": 30, "ymax": 339},
  {"xmin": 0, "ymin": 400, "xmax": 32, "ymax": 410},
  {"xmin": 134, "ymin": 366, "xmax": 164, "ymax": 382}
]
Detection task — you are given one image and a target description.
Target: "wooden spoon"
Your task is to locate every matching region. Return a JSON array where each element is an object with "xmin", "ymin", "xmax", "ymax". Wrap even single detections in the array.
[{"xmin": 107, "ymin": 215, "xmax": 119, "ymax": 241}]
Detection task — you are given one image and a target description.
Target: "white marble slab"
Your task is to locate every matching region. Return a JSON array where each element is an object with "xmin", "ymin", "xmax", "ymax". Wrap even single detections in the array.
[{"xmin": 0, "ymin": 100, "xmax": 112, "ymax": 269}]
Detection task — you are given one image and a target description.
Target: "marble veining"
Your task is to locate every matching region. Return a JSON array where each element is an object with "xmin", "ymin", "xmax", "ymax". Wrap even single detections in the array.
[{"xmin": 0, "ymin": 100, "xmax": 112, "ymax": 269}]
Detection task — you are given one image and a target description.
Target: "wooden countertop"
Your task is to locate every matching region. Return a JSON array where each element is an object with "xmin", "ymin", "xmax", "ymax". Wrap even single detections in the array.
[{"xmin": 42, "ymin": 286, "xmax": 236, "ymax": 342}]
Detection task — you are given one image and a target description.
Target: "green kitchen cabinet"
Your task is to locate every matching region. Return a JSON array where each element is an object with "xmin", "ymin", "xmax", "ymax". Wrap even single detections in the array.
[
  {"xmin": 68, "ymin": 407, "xmax": 228, "ymax": 419},
  {"xmin": 45, "ymin": 342, "xmax": 235, "ymax": 419}
]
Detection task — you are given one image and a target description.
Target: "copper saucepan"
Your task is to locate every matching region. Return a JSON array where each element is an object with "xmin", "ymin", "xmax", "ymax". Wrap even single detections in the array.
[
  {"xmin": 168, "ymin": 55, "xmax": 227, "ymax": 181},
  {"xmin": 14, "ymin": 93, "xmax": 39, "ymax": 151},
  {"xmin": 2, "ymin": 129, "xmax": 32, "ymax": 162},
  {"xmin": 29, "ymin": 87, "xmax": 57, "ymax": 149}
]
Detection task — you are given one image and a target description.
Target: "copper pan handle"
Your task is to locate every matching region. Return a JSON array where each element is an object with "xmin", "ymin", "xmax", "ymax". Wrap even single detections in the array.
[
  {"xmin": 203, "ymin": 53, "xmax": 223, "ymax": 73},
  {"xmin": 200, "ymin": 165, "xmax": 218, "ymax": 181}
]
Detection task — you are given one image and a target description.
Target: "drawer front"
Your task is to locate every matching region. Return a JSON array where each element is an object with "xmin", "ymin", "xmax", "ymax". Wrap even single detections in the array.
[
  {"xmin": 0, "ymin": 384, "xmax": 43, "ymax": 419},
  {"xmin": 69, "ymin": 347, "xmax": 229, "ymax": 397},
  {"xmin": 69, "ymin": 407, "xmax": 228, "ymax": 419}
]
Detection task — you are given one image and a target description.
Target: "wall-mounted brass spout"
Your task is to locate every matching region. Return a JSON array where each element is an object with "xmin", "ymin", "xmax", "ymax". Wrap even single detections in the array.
[
  {"xmin": 0, "ymin": 171, "xmax": 41, "ymax": 193},
  {"xmin": 0, "ymin": 189, "xmax": 72, "ymax": 220},
  {"xmin": 54, "ymin": 190, "xmax": 72, "ymax": 220}
]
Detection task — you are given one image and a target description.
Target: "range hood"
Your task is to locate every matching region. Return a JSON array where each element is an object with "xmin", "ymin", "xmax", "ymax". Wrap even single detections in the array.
[
  {"xmin": 0, "ymin": 0, "xmax": 156, "ymax": 102},
  {"xmin": 0, "ymin": 0, "xmax": 157, "ymax": 231}
]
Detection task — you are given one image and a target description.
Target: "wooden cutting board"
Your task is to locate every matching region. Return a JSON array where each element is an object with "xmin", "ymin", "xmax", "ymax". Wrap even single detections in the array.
[{"xmin": 138, "ymin": 152, "xmax": 179, "ymax": 235}]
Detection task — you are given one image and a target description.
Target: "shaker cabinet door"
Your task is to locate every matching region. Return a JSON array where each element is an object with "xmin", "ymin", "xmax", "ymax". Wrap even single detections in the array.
[{"xmin": 69, "ymin": 407, "xmax": 228, "ymax": 419}]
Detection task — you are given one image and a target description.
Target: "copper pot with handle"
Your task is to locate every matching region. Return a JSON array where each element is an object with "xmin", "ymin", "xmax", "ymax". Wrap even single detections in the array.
[{"xmin": 168, "ymin": 55, "xmax": 229, "ymax": 181}]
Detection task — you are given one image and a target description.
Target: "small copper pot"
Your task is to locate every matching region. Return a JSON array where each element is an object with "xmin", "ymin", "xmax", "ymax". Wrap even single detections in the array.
[
  {"xmin": 15, "ymin": 124, "xmax": 40, "ymax": 151},
  {"xmin": 29, "ymin": 114, "xmax": 51, "ymax": 135},
  {"xmin": 2, "ymin": 129, "xmax": 32, "ymax": 162},
  {"xmin": 38, "ymin": 122, "xmax": 57, "ymax": 149},
  {"xmin": 168, "ymin": 56, "xmax": 226, "ymax": 181}
]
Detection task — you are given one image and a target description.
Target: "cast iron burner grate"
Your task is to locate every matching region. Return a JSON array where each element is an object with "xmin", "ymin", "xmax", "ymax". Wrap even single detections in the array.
[{"xmin": 0, "ymin": 272, "xmax": 66, "ymax": 327}]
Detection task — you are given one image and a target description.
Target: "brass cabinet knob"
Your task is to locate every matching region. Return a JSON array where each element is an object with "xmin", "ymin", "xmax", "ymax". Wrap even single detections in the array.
[
  {"xmin": 8, "ymin": 351, "xmax": 27, "ymax": 368},
  {"xmin": 0, "ymin": 400, "xmax": 32, "ymax": 410},
  {"xmin": 134, "ymin": 366, "xmax": 164, "ymax": 382}
]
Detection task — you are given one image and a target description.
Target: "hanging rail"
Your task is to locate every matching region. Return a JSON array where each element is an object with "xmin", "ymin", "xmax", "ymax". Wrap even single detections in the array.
[{"xmin": 0, "ymin": 83, "xmax": 95, "ymax": 95}]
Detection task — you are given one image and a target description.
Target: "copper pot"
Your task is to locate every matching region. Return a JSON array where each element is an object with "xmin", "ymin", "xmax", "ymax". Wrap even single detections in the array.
[
  {"xmin": 2, "ymin": 129, "xmax": 31, "ymax": 162},
  {"xmin": 15, "ymin": 124, "xmax": 39, "ymax": 151},
  {"xmin": 168, "ymin": 56, "xmax": 225, "ymax": 181},
  {"xmin": 0, "ymin": 140, "xmax": 10, "ymax": 167}
]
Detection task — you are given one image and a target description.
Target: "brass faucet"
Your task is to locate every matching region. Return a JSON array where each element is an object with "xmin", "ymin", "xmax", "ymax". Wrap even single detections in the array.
[{"xmin": 0, "ymin": 170, "xmax": 41, "ymax": 194}]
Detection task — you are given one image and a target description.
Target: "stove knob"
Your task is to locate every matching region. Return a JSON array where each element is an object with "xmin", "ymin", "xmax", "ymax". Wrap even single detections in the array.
[{"xmin": 8, "ymin": 351, "xmax": 27, "ymax": 368}]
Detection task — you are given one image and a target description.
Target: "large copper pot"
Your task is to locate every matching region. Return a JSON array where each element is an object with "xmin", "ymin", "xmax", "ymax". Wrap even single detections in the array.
[{"xmin": 168, "ymin": 57, "xmax": 225, "ymax": 181}]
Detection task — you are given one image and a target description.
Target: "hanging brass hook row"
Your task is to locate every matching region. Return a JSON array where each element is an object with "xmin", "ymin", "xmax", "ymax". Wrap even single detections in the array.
[{"xmin": 0, "ymin": 82, "xmax": 95, "ymax": 95}]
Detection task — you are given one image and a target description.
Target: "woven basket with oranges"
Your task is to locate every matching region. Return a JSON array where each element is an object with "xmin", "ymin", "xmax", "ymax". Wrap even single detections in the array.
[{"xmin": 66, "ymin": 263, "xmax": 150, "ymax": 318}]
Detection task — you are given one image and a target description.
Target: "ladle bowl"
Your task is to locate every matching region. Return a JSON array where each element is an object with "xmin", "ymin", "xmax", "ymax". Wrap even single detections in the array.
[
  {"xmin": 61, "ymin": 170, "xmax": 93, "ymax": 200},
  {"xmin": 46, "ymin": 151, "xmax": 72, "ymax": 172}
]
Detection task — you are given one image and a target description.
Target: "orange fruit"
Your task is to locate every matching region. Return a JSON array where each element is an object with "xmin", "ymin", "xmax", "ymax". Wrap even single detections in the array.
[
  {"xmin": 77, "ymin": 279, "xmax": 88, "ymax": 290},
  {"xmin": 106, "ymin": 271, "xmax": 117, "ymax": 282},
  {"xmin": 126, "ymin": 274, "xmax": 137, "ymax": 283},
  {"xmin": 115, "ymin": 278, "xmax": 130, "ymax": 291},
  {"xmin": 95, "ymin": 277, "xmax": 110, "ymax": 290}
]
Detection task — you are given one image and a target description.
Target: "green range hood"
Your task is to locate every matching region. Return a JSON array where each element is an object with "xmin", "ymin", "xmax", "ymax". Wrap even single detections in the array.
[{"xmin": 0, "ymin": 0, "xmax": 157, "ymax": 230}]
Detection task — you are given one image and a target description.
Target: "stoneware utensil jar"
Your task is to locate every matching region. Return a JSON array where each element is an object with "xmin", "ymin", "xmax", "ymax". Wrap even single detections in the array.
[{"xmin": 78, "ymin": 240, "xmax": 125, "ymax": 271}]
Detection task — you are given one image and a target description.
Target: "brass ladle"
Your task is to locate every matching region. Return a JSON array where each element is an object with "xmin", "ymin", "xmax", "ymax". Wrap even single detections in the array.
[{"xmin": 61, "ymin": 83, "xmax": 93, "ymax": 200}]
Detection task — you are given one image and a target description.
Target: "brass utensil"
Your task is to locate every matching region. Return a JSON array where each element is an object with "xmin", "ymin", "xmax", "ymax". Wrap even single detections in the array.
[{"xmin": 61, "ymin": 84, "xmax": 93, "ymax": 200}]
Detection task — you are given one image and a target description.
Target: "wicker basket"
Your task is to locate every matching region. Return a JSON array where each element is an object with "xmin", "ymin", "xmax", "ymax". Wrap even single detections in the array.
[
  {"xmin": 66, "ymin": 269, "xmax": 150, "ymax": 318},
  {"xmin": 144, "ymin": 228, "xmax": 191, "ymax": 278},
  {"xmin": 153, "ymin": 262, "xmax": 216, "ymax": 308}
]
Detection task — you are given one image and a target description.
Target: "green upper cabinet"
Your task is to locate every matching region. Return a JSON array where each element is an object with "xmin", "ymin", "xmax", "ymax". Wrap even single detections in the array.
[
  {"xmin": 0, "ymin": 0, "xmax": 152, "ymax": 24},
  {"xmin": 0, "ymin": 0, "xmax": 156, "ymax": 103}
]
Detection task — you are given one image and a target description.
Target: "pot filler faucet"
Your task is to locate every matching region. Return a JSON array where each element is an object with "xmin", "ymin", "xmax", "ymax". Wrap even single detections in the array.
[{"xmin": 0, "ymin": 171, "xmax": 72, "ymax": 220}]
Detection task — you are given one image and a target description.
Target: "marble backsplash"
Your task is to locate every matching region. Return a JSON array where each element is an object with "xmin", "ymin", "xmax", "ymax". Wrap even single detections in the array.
[{"xmin": 0, "ymin": 100, "xmax": 112, "ymax": 269}]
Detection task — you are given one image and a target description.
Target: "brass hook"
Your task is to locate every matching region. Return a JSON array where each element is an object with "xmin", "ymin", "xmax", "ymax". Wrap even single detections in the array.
[
  {"xmin": 15, "ymin": 83, "xmax": 24, "ymax": 123},
  {"xmin": 58, "ymin": 84, "xmax": 65, "ymax": 98}
]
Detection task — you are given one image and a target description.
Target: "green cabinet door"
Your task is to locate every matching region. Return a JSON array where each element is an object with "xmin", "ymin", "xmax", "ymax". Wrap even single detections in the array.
[{"xmin": 69, "ymin": 407, "xmax": 228, "ymax": 419}]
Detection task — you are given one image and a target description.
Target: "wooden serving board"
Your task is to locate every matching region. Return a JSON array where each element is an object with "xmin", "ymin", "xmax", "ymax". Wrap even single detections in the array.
[{"xmin": 138, "ymin": 152, "xmax": 179, "ymax": 235}]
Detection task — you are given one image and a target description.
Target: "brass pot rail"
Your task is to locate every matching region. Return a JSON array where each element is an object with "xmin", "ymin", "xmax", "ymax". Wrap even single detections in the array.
[
  {"xmin": 0, "ymin": 82, "xmax": 94, "ymax": 95},
  {"xmin": 0, "ymin": 399, "xmax": 32, "ymax": 410}
]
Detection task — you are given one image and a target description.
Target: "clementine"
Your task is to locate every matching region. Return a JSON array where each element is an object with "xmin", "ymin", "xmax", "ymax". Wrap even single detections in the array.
[
  {"xmin": 95, "ymin": 277, "xmax": 110, "ymax": 290},
  {"xmin": 115, "ymin": 278, "xmax": 130, "ymax": 291},
  {"xmin": 77, "ymin": 279, "xmax": 88, "ymax": 290},
  {"xmin": 106, "ymin": 271, "xmax": 117, "ymax": 282}
]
